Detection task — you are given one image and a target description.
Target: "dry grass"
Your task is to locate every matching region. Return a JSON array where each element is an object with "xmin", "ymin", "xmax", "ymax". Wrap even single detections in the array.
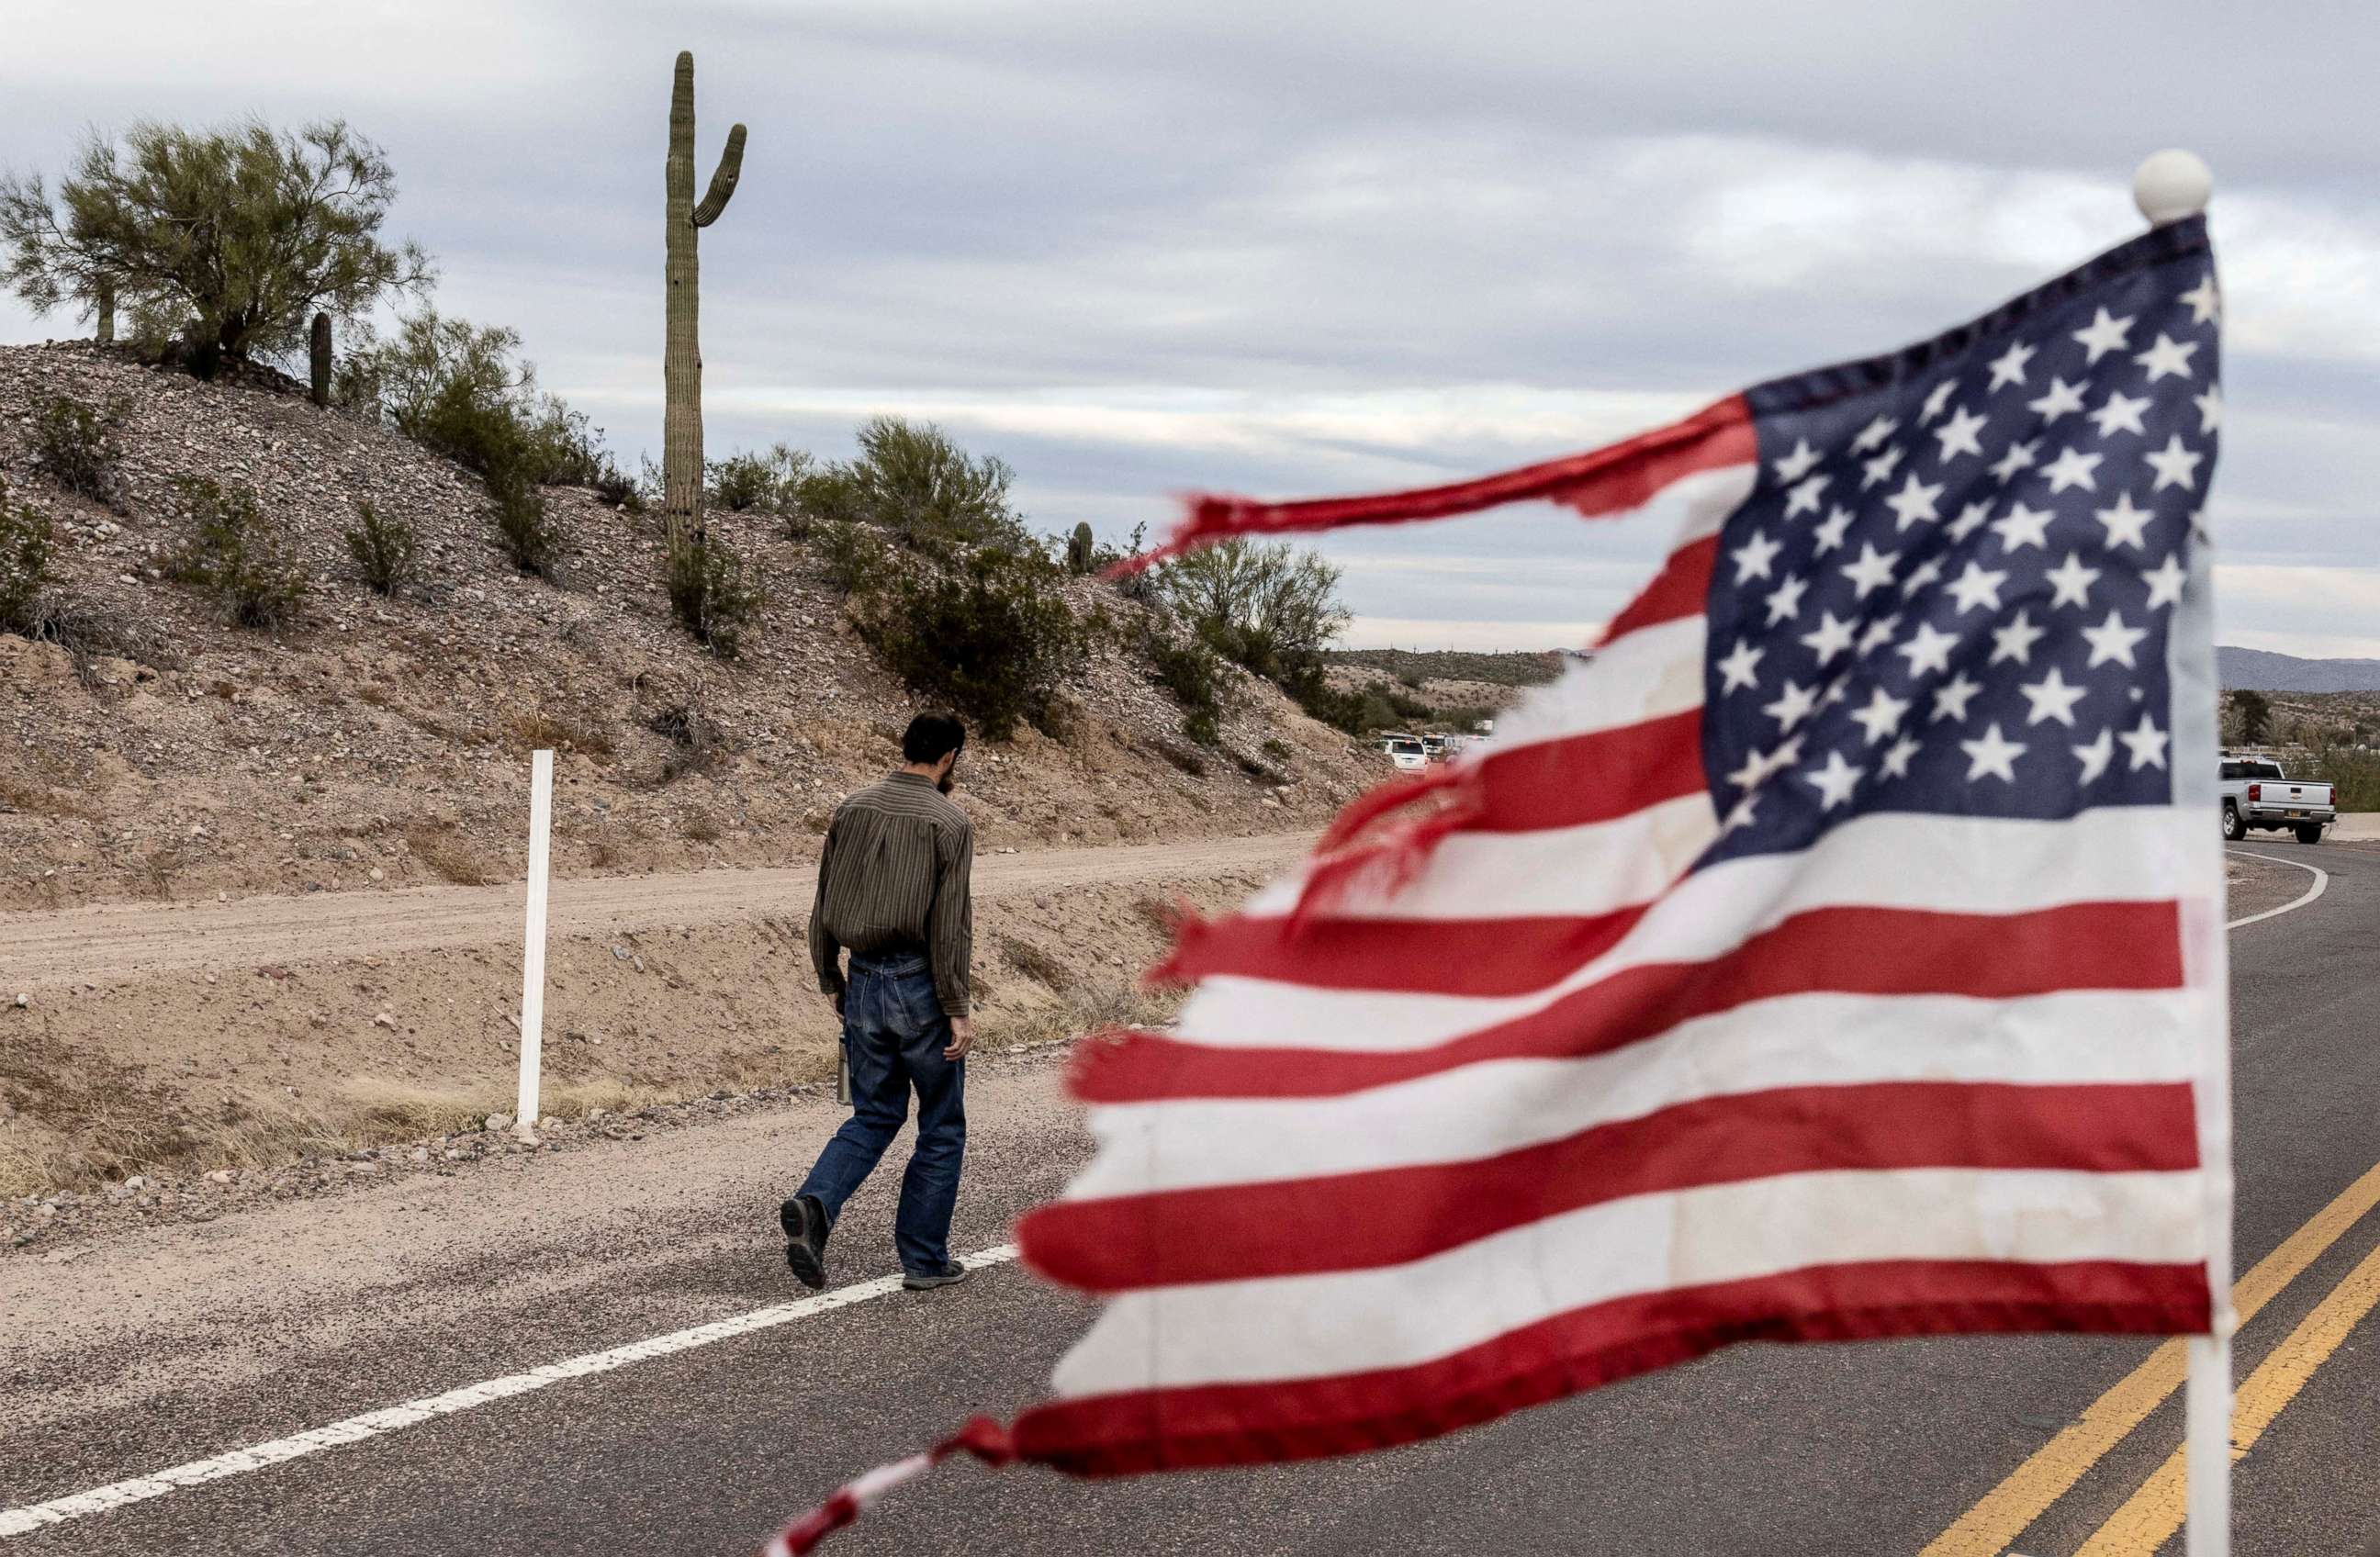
[
  {"xmin": 504, "ymin": 709, "xmax": 614, "ymax": 756},
  {"xmin": 680, "ymin": 813, "xmax": 723, "ymax": 844},
  {"xmin": 404, "ymin": 823, "xmax": 497, "ymax": 886},
  {"xmin": 981, "ymin": 980, "xmax": 1181, "ymax": 1052},
  {"xmin": 134, "ymin": 847, "xmax": 183, "ymax": 900},
  {"xmin": 999, "ymin": 934, "xmax": 1073, "ymax": 991}
]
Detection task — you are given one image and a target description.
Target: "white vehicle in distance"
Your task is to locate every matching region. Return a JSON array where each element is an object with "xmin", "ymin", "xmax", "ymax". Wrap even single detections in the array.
[
  {"xmin": 2218, "ymin": 755, "xmax": 2334, "ymax": 844},
  {"xmin": 1383, "ymin": 734, "xmax": 1429, "ymax": 772},
  {"xmin": 1420, "ymin": 734, "xmax": 1448, "ymax": 760}
]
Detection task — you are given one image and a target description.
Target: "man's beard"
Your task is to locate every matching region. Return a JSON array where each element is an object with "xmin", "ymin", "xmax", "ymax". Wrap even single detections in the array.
[{"xmin": 937, "ymin": 767, "xmax": 957, "ymax": 796}]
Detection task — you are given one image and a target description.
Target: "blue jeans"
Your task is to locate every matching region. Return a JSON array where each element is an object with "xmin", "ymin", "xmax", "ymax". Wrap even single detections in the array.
[{"xmin": 797, "ymin": 950, "xmax": 966, "ymax": 1274}]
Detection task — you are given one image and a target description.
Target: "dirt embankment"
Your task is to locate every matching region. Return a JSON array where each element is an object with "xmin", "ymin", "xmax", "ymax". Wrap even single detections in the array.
[
  {"xmin": 0, "ymin": 834, "xmax": 1309, "ymax": 1222},
  {"xmin": 0, "ymin": 342, "xmax": 1380, "ymax": 911}
]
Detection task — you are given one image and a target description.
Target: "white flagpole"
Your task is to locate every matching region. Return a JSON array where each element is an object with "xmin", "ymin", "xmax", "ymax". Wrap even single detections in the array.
[{"xmin": 2134, "ymin": 149, "xmax": 2230, "ymax": 1557}]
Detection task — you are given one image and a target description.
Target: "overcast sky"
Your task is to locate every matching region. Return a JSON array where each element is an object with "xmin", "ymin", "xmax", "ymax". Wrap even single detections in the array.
[{"xmin": 5, "ymin": 0, "xmax": 2375, "ymax": 654}]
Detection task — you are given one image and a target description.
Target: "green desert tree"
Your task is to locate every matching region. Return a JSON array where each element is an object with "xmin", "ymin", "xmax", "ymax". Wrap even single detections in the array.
[{"xmin": 0, "ymin": 118, "xmax": 432, "ymax": 377}]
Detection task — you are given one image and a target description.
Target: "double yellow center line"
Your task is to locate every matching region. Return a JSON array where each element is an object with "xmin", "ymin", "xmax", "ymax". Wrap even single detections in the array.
[{"xmin": 1921, "ymin": 1159, "xmax": 2380, "ymax": 1556}]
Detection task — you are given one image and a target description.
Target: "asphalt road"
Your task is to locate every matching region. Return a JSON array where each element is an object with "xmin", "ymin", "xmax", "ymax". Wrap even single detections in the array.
[{"xmin": 3, "ymin": 842, "xmax": 2374, "ymax": 1556}]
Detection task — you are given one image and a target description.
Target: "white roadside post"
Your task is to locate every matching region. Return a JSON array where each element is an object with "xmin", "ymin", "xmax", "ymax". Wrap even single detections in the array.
[
  {"xmin": 516, "ymin": 748, "xmax": 556, "ymax": 1137},
  {"xmin": 2135, "ymin": 147, "xmax": 2231, "ymax": 1557}
]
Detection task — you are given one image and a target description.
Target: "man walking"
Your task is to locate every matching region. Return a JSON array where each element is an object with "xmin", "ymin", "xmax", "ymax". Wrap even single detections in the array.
[{"xmin": 781, "ymin": 712, "xmax": 976, "ymax": 1292}]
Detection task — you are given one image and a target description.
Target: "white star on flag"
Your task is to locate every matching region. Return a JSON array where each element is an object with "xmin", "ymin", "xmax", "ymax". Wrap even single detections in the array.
[
  {"xmin": 1879, "ymin": 734, "xmax": 1921, "ymax": 778},
  {"xmin": 1763, "ymin": 575, "xmax": 1809, "ymax": 625},
  {"xmin": 1803, "ymin": 749, "xmax": 1864, "ymax": 810},
  {"xmin": 1989, "ymin": 609, "xmax": 2047, "ymax": 666},
  {"xmin": 1933, "ymin": 406, "xmax": 1988, "ymax": 462},
  {"xmin": 1895, "ymin": 621, "xmax": 1959, "ymax": 678},
  {"xmin": 1716, "ymin": 640, "xmax": 1764, "ymax": 692},
  {"xmin": 1987, "ymin": 340, "xmax": 2037, "ymax": 388},
  {"xmin": 1849, "ymin": 686, "xmax": 1911, "ymax": 744},
  {"xmin": 1763, "ymin": 679, "xmax": 1819, "ymax": 732},
  {"xmin": 1946, "ymin": 559, "xmax": 2008, "ymax": 614},
  {"xmin": 1813, "ymin": 506, "xmax": 1855, "ymax": 555},
  {"xmin": 1799, "ymin": 611, "xmax": 1857, "ymax": 664},
  {"xmin": 2192, "ymin": 386, "xmax": 2221, "ymax": 433},
  {"xmin": 2089, "ymin": 390, "xmax": 2153, "ymax": 439},
  {"xmin": 2083, "ymin": 609, "xmax": 2150, "ymax": 668},
  {"xmin": 2026, "ymin": 377, "xmax": 2087, "ymax": 423},
  {"xmin": 2073, "ymin": 726, "xmax": 2116, "ymax": 782},
  {"xmin": 2046, "ymin": 552, "xmax": 2103, "ymax": 609},
  {"xmin": 1990, "ymin": 439, "xmax": 2040, "ymax": 484},
  {"xmin": 2179, "ymin": 272, "xmax": 2220, "ymax": 324},
  {"xmin": 1959, "ymin": 722, "xmax": 2026, "ymax": 781},
  {"xmin": 1773, "ymin": 438, "xmax": 1822, "ymax": 483},
  {"xmin": 1862, "ymin": 445, "xmax": 1906, "ymax": 490},
  {"xmin": 2071, "ymin": 307, "xmax": 2134, "ymax": 363},
  {"xmin": 1851, "ymin": 414, "xmax": 1900, "ymax": 453},
  {"xmin": 1932, "ymin": 671, "xmax": 1984, "ymax": 724},
  {"xmin": 2144, "ymin": 435, "xmax": 2204, "ymax": 492},
  {"xmin": 1839, "ymin": 543, "xmax": 1897, "ymax": 598},
  {"xmin": 2040, "ymin": 446, "xmax": 2103, "ymax": 494},
  {"xmin": 2094, "ymin": 491, "xmax": 2155, "ymax": 550},
  {"xmin": 1918, "ymin": 379, "xmax": 1957, "ymax": 422},
  {"xmin": 1784, "ymin": 472, "xmax": 1829, "ymax": 517},
  {"xmin": 1991, "ymin": 501, "xmax": 2054, "ymax": 553},
  {"xmin": 2019, "ymin": 666, "xmax": 2088, "ymax": 727},
  {"xmin": 1732, "ymin": 530, "xmax": 1781, "ymax": 582},
  {"xmin": 2134, "ymin": 332, "xmax": 2198, "ymax": 383},
  {"xmin": 2143, "ymin": 554, "xmax": 2188, "ymax": 609},
  {"xmin": 2119, "ymin": 712, "xmax": 2170, "ymax": 770},
  {"xmin": 1883, "ymin": 473, "xmax": 1944, "ymax": 529}
]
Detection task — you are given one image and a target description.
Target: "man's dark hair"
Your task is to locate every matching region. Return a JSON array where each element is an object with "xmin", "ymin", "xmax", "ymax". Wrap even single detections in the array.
[{"xmin": 903, "ymin": 712, "xmax": 966, "ymax": 766}]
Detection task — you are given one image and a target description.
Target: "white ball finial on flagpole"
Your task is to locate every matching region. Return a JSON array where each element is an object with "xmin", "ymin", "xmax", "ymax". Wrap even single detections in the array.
[{"xmin": 2135, "ymin": 149, "xmax": 2213, "ymax": 226}]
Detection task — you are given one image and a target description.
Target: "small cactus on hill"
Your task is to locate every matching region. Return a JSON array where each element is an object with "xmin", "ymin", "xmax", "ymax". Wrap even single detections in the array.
[
  {"xmin": 309, "ymin": 311, "xmax": 331, "ymax": 408},
  {"xmin": 94, "ymin": 277, "xmax": 114, "ymax": 346},
  {"xmin": 1067, "ymin": 521, "xmax": 1095, "ymax": 575}
]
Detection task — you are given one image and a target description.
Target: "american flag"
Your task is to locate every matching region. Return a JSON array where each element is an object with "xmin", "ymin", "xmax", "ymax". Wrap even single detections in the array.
[
  {"xmin": 1001, "ymin": 216, "xmax": 2228, "ymax": 1474},
  {"xmin": 769, "ymin": 216, "xmax": 2229, "ymax": 1551}
]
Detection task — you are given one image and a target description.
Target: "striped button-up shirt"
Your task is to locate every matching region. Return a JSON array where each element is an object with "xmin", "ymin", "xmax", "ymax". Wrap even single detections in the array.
[{"xmin": 808, "ymin": 772, "xmax": 975, "ymax": 1016}]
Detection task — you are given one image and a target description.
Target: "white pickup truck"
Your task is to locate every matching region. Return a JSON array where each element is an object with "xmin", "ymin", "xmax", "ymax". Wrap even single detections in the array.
[{"xmin": 2218, "ymin": 756, "xmax": 2334, "ymax": 845}]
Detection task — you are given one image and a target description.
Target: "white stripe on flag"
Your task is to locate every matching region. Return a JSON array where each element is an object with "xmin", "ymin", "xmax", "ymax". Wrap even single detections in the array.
[
  {"xmin": 1486, "ymin": 614, "xmax": 1706, "ymax": 751},
  {"xmin": 1244, "ymin": 791, "xmax": 1720, "ymax": 922},
  {"xmin": 1068, "ymin": 987, "xmax": 2211, "ymax": 1199},
  {"xmin": 1175, "ymin": 806, "xmax": 2200, "ymax": 1051},
  {"xmin": 1049, "ymin": 1166, "xmax": 2206, "ymax": 1396}
]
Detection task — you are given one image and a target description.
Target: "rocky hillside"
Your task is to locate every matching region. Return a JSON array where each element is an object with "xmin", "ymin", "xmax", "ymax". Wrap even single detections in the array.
[{"xmin": 0, "ymin": 342, "xmax": 1374, "ymax": 911}]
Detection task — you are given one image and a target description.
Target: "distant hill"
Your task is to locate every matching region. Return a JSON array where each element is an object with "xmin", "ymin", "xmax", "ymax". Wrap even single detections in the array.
[
  {"xmin": 1325, "ymin": 648, "xmax": 1562, "ymax": 689},
  {"xmin": 2217, "ymin": 647, "xmax": 2380, "ymax": 693}
]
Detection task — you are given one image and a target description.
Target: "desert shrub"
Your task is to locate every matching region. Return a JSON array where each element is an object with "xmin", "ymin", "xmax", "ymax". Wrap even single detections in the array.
[
  {"xmin": 403, "ymin": 823, "xmax": 494, "ymax": 885},
  {"xmin": 591, "ymin": 456, "xmax": 637, "ymax": 510},
  {"xmin": 1143, "ymin": 624, "xmax": 1227, "ymax": 745},
  {"xmin": 667, "ymin": 536, "xmax": 764, "ymax": 658},
  {"xmin": 343, "ymin": 500, "xmax": 417, "ymax": 596},
  {"xmin": 709, "ymin": 443, "xmax": 810, "ymax": 516},
  {"xmin": 1159, "ymin": 537, "xmax": 1348, "ymax": 682},
  {"xmin": 858, "ymin": 545, "xmax": 1087, "ymax": 740},
  {"xmin": 0, "ymin": 479, "xmax": 54, "ymax": 637},
  {"xmin": 491, "ymin": 476, "xmax": 560, "ymax": 578},
  {"xmin": 1261, "ymin": 737, "xmax": 1293, "ymax": 764},
  {"xmin": 681, "ymin": 813, "xmax": 723, "ymax": 844},
  {"xmin": 794, "ymin": 418, "xmax": 1030, "ymax": 555},
  {"xmin": 166, "ymin": 476, "xmax": 306, "ymax": 628},
  {"xmin": 356, "ymin": 309, "xmax": 604, "ymax": 486},
  {"xmin": 812, "ymin": 519, "xmax": 889, "ymax": 595},
  {"xmin": 28, "ymin": 394, "xmax": 127, "ymax": 507}
]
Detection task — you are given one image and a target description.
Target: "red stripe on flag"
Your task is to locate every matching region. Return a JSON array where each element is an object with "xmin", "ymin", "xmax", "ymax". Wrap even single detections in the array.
[
  {"xmin": 1162, "ymin": 902, "xmax": 1651, "ymax": 997},
  {"xmin": 1020, "ymin": 1081, "xmax": 2200, "ymax": 1291},
  {"xmin": 1122, "ymin": 396, "xmax": 1755, "ymax": 569},
  {"xmin": 1465, "ymin": 707, "xmax": 1706, "ymax": 833},
  {"xmin": 1012, "ymin": 1258, "xmax": 2211, "ymax": 1475},
  {"xmin": 1080, "ymin": 900, "xmax": 2185, "ymax": 1102},
  {"xmin": 1598, "ymin": 532, "xmax": 1719, "ymax": 644}
]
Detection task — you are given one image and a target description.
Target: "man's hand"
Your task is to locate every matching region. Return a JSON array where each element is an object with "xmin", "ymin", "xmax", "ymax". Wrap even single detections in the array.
[{"xmin": 944, "ymin": 1016, "xmax": 975, "ymax": 1061}]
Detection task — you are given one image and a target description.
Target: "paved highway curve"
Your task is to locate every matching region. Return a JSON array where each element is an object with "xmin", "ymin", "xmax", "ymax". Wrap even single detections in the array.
[{"xmin": 1, "ymin": 843, "xmax": 2374, "ymax": 1555}]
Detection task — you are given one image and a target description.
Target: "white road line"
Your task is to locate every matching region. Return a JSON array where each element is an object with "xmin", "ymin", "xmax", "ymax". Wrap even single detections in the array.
[
  {"xmin": 0, "ymin": 1244, "xmax": 1021, "ymax": 1539},
  {"xmin": 2227, "ymin": 847, "xmax": 2330, "ymax": 930}
]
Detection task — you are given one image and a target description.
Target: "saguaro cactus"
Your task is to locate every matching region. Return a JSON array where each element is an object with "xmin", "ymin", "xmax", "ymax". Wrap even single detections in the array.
[
  {"xmin": 94, "ymin": 277, "xmax": 115, "ymax": 346},
  {"xmin": 663, "ymin": 50, "xmax": 747, "ymax": 559},
  {"xmin": 309, "ymin": 311, "xmax": 332, "ymax": 407}
]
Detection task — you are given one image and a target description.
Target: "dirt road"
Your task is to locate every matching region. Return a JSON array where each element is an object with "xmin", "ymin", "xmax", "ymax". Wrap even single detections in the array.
[{"xmin": 0, "ymin": 832, "xmax": 1316, "ymax": 991}]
